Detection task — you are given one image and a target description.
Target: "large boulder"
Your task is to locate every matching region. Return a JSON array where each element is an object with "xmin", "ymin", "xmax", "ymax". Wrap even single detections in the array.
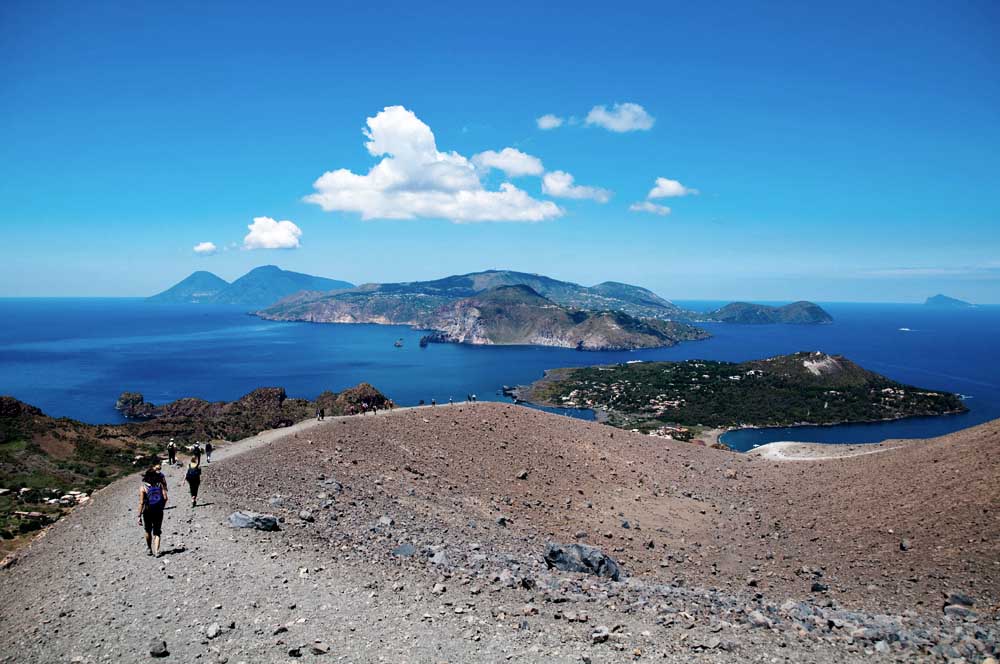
[
  {"xmin": 228, "ymin": 511, "xmax": 280, "ymax": 531},
  {"xmin": 543, "ymin": 542, "xmax": 622, "ymax": 581}
]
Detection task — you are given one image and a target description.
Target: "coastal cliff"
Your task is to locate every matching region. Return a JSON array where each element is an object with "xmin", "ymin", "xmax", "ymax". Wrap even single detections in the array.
[{"xmin": 425, "ymin": 285, "xmax": 709, "ymax": 350}]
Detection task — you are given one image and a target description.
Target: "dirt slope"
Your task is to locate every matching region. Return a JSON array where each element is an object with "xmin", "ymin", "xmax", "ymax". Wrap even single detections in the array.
[{"xmin": 0, "ymin": 403, "xmax": 996, "ymax": 663}]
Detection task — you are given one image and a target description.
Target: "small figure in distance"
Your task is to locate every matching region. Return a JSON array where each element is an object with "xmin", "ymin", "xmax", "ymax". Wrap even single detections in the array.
[
  {"xmin": 138, "ymin": 465, "xmax": 167, "ymax": 557},
  {"xmin": 191, "ymin": 441, "xmax": 202, "ymax": 465},
  {"xmin": 431, "ymin": 398, "xmax": 436, "ymax": 406},
  {"xmin": 205, "ymin": 442, "xmax": 213, "ymax": 464},
  {"xmin": 185, "ymin": 458, "xmax": 202, "ymax": 508},
  {"xmin": 166, "ymin": 439, "xmax": 177, "ymax": 466},
  {"xmin": 449, "ymin": 396, "xmax": 453, "ymax": 405},
  {"xmin": 320, "ymin": 406, "xmax": 325, "ymax": 421}
]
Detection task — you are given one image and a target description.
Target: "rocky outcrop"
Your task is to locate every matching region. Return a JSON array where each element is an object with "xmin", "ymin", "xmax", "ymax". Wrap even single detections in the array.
[
  {"xmin": 228, "ymin": 511, "xmax": 280, "ymax": 531},
  {"xmin": 544, "ymin": 542, "xmax": 623, "ymax": 581}
]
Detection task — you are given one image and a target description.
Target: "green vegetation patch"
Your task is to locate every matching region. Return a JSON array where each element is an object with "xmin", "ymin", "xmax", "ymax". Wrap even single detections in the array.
[{"xmin": 525, "ymin": 352, "xmax": 967, "ymax": 431}]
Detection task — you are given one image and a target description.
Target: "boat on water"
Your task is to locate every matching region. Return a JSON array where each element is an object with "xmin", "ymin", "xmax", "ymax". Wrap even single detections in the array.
[{"xmin": 393, "ymin": 338, "xmax": 404, "ymax": 347}]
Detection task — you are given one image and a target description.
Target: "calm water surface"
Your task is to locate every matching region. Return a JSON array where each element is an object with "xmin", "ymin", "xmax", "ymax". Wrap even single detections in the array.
[{"xmin": 2, "ymin": 298, "xmax": 998, "ymax": 452}]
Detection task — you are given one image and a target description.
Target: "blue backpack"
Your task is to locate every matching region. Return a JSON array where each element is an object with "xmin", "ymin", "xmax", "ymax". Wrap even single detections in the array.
[{"xmin": 145, "ymin": 482, "xmax": 164, "ymax": 507}]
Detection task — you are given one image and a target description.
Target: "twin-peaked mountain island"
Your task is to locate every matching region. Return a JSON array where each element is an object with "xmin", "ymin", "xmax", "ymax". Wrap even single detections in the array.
[{"xmin": 150, "ymin": 265, "xmax": 833, "ymax": 351}]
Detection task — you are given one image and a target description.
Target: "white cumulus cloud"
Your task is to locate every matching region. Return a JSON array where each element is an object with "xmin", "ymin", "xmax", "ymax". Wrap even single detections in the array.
[
  {"xmin": 648, "ymin": 177, "xmax": 698, "ymax": 198},
  {"xmin": 585, "ymin": 102, "xmax": 655, "ymax": 132},
  {"xmin": 193, "ymin": 241, "xmax": 217, "ymax": 255},
  {"xmin": 243, "ymin": 216, "xmax": 302, "ymax": 250},
  {"xmin": 472, "ymin": 147, "xmax": 544, "ymax": 177},
  {"xmin": 536, "ymin": 114, "xmax": 564, "ymax": 130},
  {"xmin": 304, "ymin": 106, "xmax": 562, "ymax": 223},
  {"xmin": 542, "ymin": 170, "xmax": 612, "ymax": 203},
  {"xmin": 629, "ymin": 201, "xmax": 671, "ymax": 216}
]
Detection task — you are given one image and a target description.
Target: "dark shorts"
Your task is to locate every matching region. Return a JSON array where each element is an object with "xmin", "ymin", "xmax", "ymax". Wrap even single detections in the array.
[
  {"xmin": 188, "ymin": 478, "xmax": 200, "ymax": 497},
  {"xmin": 143, "ymin": 505, "xmax": 164, "ymax": 536}
]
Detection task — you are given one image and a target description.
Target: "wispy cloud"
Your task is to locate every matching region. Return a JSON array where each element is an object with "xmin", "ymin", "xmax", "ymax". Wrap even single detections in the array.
[
  {"xmin": 629, "ymin": 201, "xmax": 671, "ymax": 216},
  {"xmin": 536, "ymin": 114, "xmax": 564, "ymax": 130},
  {"xmin": 630, "ymin": 176, "xmax": 697, "ymax": 216},
  {"xmin": 585, "ymin": 102, "xmax": 655, "ymax": 132},
  {"xmin": 542, "ymin": 170, "xmax": 611, "ymax": 203},
  {"xmin": 862, "ymin": 265, "xmax": 1000, "ymax": 279},
  {"xmin": 648, "ymin": 177, "xmax": 698, "ymax": 198},
  {"xmin": 472, "ymin": 147, "xmax": 544, "ymax": 177}
]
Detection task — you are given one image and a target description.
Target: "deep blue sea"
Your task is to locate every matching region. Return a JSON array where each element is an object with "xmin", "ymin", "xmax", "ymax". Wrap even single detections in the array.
[{"xmin": 2, "ymin": 298, "xmax": 998, "ymax": 452}]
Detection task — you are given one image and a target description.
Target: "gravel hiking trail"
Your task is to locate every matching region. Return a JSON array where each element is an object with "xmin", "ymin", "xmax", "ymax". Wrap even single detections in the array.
[{"xmin": 1, "ymin": 404, "xmax": 997, "ymax": 663}]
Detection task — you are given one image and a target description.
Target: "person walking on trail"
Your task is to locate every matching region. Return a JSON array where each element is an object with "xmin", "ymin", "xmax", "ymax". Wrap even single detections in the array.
[
  {"xmin": 204, "ymin": 442, "xmax": 213, "ymax": 464},
  {"xmin": 138, "ymin": 466, "xmax": 167, "ymax": 557},
  {"xmin": 166, "ymin": 440, "xmax": 177, "ymax": 466},
  {"xmin": 191, "ymin": 442, "xmax": 202, "ymax": 464},
  {"xmin": 185, "ymin": 459, "xmax": 202, "ymax": 507}
]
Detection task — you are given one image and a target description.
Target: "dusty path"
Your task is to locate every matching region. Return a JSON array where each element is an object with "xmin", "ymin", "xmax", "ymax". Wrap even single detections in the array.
[
  {"xmin": 0, "ymin": 406, "xmax": 582, "ymax": 663},
  {"xmin": 1, "ymin": 403, "xmax": 996, "ymax": 663}
]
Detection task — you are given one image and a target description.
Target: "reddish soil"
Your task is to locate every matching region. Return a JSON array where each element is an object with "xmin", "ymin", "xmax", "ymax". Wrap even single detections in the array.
[{"xmin": 216, "ymin": 402, "xmax": 1000, "ymax": 617}]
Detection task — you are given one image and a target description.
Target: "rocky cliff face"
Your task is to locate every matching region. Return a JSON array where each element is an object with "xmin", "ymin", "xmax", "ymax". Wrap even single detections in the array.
[{"xmin": 426, "ymin": 286, "xmax": 710, "ymax": 351}]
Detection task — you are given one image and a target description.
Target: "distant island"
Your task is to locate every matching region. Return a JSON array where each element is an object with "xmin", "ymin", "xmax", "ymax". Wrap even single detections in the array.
[
  {"xmin": 699, "ymin": 301, "xmax": 833, "ymax": 324},
  {"xmin": 419, "ymin": 285, "xmax": 709, "ymax": 350},
  {"xmin": 255, "ymin": 269, "xmax": 831, "ymax": 348},
  {"xmin": 149, "ymin": 265, "xmax": 354, "ymax": 308},
  {"xmin": 518, "ymin": 351, "xmax": 967, "ymax": 433},
  {"xmin": 925, "ymin": 294, "xmax": 973, "ymax": 308},
  {"xmin": 149, "ymin": 267, "xmax": 833, "ymax": 350}
]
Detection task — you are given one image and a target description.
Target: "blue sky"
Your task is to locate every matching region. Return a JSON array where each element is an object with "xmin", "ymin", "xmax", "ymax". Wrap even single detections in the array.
[{"xmin": 1, "ymin": 1, "xmax": 998, "ymax": 302}]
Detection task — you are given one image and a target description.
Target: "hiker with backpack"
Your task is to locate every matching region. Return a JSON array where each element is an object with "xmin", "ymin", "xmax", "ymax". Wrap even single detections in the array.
[
  {"xmin": 204, "ymin": 442, "xmax": 213, "ymax": 463},
  {"xmin": 166, "ymin": 440, "xmax": 177, "ymax": 466},
  {"xmin": 185, "ymin": 459, "xmax": 202, "ymax": 507},
  {"xmin": 191, "ymin": 442, "xmax": 202, "ymax": 465},
  {"xmin": 138, "ymin": 466, "xmax": 168, "ymax": 557}
]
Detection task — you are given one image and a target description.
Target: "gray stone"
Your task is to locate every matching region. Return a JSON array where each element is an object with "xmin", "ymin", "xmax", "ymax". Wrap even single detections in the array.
[
  {"xmin": 149, "ymin": 639, "xmax": 169, "ymax": 658},
  {"xmin": 747, "ymin": 610, "xmax": 771, "ymax": 628},
  {"xmin": 945, "ymin": 592, "xmax": 974, "ymax": 607},
  {"xmin": 591, "ymin": 626, "xmax": 610, "ymax": 644},
  {"xmin": 227, "ymin": 511, "xmax": 280, "ymax": 531},
  {"xmin": 378, "ymin": 516, "xmax": 394, "ymax": 527},
  {"xmin": 900, "ymin": 538, "xmax": 912, "ymax": 551},
  {"xmin": 543, "ymin": 542, "xmax": 622, "ymax": 581},
  {"xmin": 430, "ymin": 550, "xmax": 450, "ymax": 566},
  {"xmin": 207, "ymin": 623, "xmax": 221, "ymax": 639},
  {"xmin": 298, "ymin": 510, "xmax": 314, "ymax": 522},
  {"xmin": 392, "ymin": 543, "xmax": 416, "ymax": 557}
]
